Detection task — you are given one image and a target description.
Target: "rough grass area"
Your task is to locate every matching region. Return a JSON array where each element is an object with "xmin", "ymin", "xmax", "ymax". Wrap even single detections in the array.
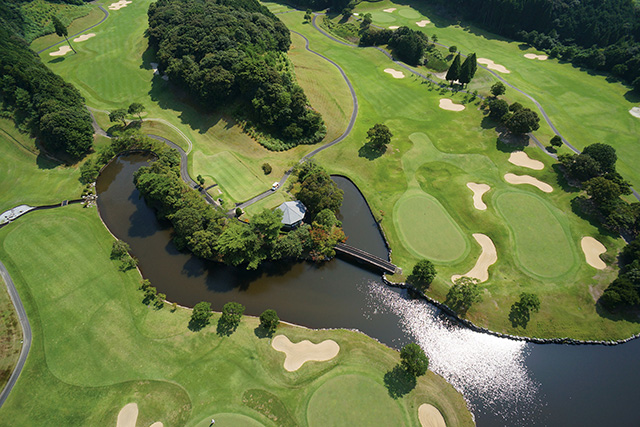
[
  {"xmin": 0, "ymin": 118, "xmax": 82, "ymax": 213},
  {"xmin": 19, "ymin": 0, "xmax": 93, "ymax": 43},
  {"xmin": 29, "ymin": 6, "xmax": 104, "ymax": 52},
  {"xmin": 0, "ymin": 207, "xmax": 472, "ymax": 425},
  {"xmin": 0, "ymin": 277, "xmax": 22, "ymax": 394}
]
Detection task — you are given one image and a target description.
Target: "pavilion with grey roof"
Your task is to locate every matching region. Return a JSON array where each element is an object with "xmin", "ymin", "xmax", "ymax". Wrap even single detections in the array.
[{"xmin": 276, "ymin": 201, "xmax": 307, "ymax": 230}]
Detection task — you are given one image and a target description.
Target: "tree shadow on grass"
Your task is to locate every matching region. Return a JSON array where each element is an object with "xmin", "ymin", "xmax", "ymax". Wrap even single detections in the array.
[
  {"xmin": 569, "ymin": 196, "xmax": 619, "ymax": 238},
  {"xmin": 509, "ymin": 304, "xmax": 530, "ymax": 328},
  {"xmin": 188, "ymin": 317, "xmax": 210, "ymax": 332},
  {"xmin": 383, "ymin": 365, "xmax": 417, "ymax": 399},
  {"xmin": 217, "ymin": 318, "xmax": 239, "ymax": 336},
  {"xmin": 358, "ymin": 143, "xmax": 385, "ymax": 161},
  {"xmin": 254, "ymin": 325, "xmax": 275, "ymax": 339}
]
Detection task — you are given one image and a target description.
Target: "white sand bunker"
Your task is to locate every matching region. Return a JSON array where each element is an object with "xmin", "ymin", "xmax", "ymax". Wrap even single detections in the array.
[
  {"xmin": 73, "ymin": 33, "xmax": 95, "ymax": 43},
  {"xmin": 508, "ymin": 151, "xmax": 544, "ymax": 170},
  {"xmin": 49, "ymin": 45, "xmax": 72, "ymax": 56},
  {"xmin": 109, "ymin": 0, "xmax": 132, "ymax": 10},
  {"xmin": 452, "ymin": 234, "xmax": 497, "ymax": 283},
  {"xmin": 416, "ymin": 20, "xmax": 431, "ymax": 27},
  {"xmin": 271, "ymin": 335, "xmax": 339, "ymax": 372},
  {"xmin": 389, "ymin": 25, "xmax": 400, "ymax": 29},
  {"xmin": 116, "ymin": 403, "xmax": 163, "ymax": 427},
  {"xmin": 384, "ymin": 68, "xmax": 405, "ymax": 78},
  {"xmin": 418, "ymin": 403, "xmax": 446, "ymax": 427},
  {"xmin": 477, "ymin": 58, "xmax": 510, "ymax": 74},
  {"xmin": 439, "ymin": 98, "xmax": 465, "ymax": 112},
  {"xmin": 524, "ymin": 53, "xmax": 548, "ymax": 61},
  {"xmin": 581, "ymin": 237, "xmax": 606, "ymax": 270},
  {"xmin": 629, "ymin": 107, "xmax": 640, "ymax": 118},
  {"xmin": 504, "ymin": 173, "xmax": 553, "ymax": 193},
  {"xmin": 467, "ymin": 182, "xmax": 490, "ymax": 210},
  {"xmin": 383, "ymin": 8, "xmax": 397, "ymax": 12}
]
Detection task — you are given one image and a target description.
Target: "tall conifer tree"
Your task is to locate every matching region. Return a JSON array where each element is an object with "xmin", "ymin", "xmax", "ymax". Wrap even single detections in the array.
[{"xmin": 445, "ymin": 53, "xmax": 461, "ymax": 85}]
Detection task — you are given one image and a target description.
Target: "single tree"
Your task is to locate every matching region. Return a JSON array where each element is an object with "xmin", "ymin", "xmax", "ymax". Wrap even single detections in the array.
[
  {"xmin": 505, "ymin": 108, "xmax": 540, "ymax": 134},
  {"xmin": 366, "ymin": 123, "xmax": 392, "ymax": 152},
  {"xmin": 111, "ymin": 240, "xmax": 130, "ymax": 259},
  {"xmin": 445, "ymin": 53, "xmax": 462, "ymax": 85},
  {"xmin": 449, "ymin": 45, "xmax": 457, "ymax": 53},
  {"xmin": 490, "ymin": 81, "xmax": 506, "ymax": 97},
  {"xmin": 304, "ymin": 10, "xmax": 312, "ymax": 23},
  {"xmin": 411, "ymin": 259, "xmax": 437, "ymax": 289},
  {"xmin": 488, "ymin": 98, "xmax": 509, "ymax": 120},
  {"xmin": 128, "ymin": 102, "xmax": 145, "ymax": 121},
  {"xmin": 459, "ymin": 53, "xmax": 477, "ymax": 86},
  {"xmin": 235, "ymin": 207, "xmax": 243, "ymax": 217},
  {"xmin": 51, "ymin": 16, "xmax": 76, "ymax": 54},
  {"xmin": 262, "ymin": 163, "xmax": 272, "ymax": 175},
  {"xmin": 218, "ymin": 301, "xmax": 245, "ymax": 335},
  {"xmin": 550, "ymin": 135, "xmax": 563, "ymax": 148},
  {"xmin": 109, "ymin": 108, "xmax": 128, "ymax": 127},
  {"xmin": 400, "ymin": 343, "xmax": 429, "ymax": 376},
  {"xmin": 585, "ymin": 176, "xmax": 623, "ymax": 205},
  {"xmin": 446, "ymin": 276, "xmax": 482, "ymax": 314},
  {"xmin": 509, "ymin": 292, "xmax": 541, "ymax": 327},
  {"xmin": 431, "ymin": 34, "xmax": 438, "ymax": 43},
  {"xmin": 190, "ymin": 301, "xmax": 212, "ymax": 330},
  {"xmin": 259, "ymin": 309, "xmax": 279, "ymax": 335}
]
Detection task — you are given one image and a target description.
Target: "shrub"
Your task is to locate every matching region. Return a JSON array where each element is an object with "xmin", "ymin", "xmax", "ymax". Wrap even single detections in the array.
[
  {"xmin": 190, "ymin": 301, "xmax": 212, "ymax": 330},
  {"xmin": 259, "ymin": 309, "xmax": 279, "ymax": 334},
  {"xmin": 411, "ymin": 259, "xmax": 437, "ymax": 289},
  {"xmin": 262, "ymin": 163, "xmax": 272, "ymax": 175},
  {"xmin": 111, "ymin": 240, "xmax": 130, "ymax": 259}
]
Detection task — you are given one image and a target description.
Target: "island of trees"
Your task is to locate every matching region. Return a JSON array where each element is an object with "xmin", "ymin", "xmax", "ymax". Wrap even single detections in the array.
[{"xmin": 147, "ymin": 0, "xmax": 326, "ymax": 150}]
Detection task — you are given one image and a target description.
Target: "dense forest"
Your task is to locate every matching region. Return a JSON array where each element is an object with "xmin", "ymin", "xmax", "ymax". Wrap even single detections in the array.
[
  {"xmin": 429, "ymin": 0, "xmax": 640, "ymax": 88},
  {"xmin": 0, "ymin": 26, "xmax": 93, "ymax": 159},
  {"xmin": 147, "ymin": 0, "xmax": 326, "ymax": 148}
]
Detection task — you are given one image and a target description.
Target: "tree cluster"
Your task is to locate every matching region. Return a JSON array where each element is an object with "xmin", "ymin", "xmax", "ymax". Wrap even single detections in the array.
[
  {"xmin": 509, "ymin": 292, "xmax": 540, "ymax": 328},
  {"xmin": 445, "ymin": 276, "xmax": 482, "ymax": 315},
  {"xmin": 601, "ymin": 238, "xmax": 640, "ymax": 310},
  {"xmin": 558, "ymin": 143, "xmax": 638, "ymax": 235},
  {"xmin": 360, "ymin": 26, "xmax": 430, "ymax": 66},
  {"xmin": 445, "ymin": 52, "xmax": 477, "ymax": 86},
  {"xmin": 147, "ymin": 0, "xmax": 325, "ymax": 147},
  {"xmin": 487, "ymin": 86, "xmax": 540, "ymax": 135},
  {"xmin": 0, "ymin": 27, "xmax": 93, "ymax": 159},
  {"xmin": 429, "ymin": 0, "xmax": 640, "ymax": 89}
]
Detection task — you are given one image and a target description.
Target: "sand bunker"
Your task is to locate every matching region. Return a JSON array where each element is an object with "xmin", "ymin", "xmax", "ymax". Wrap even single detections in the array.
[
  {"xmin": 389, "ymin": 26, "xmax": 400, "ymax": 29},
  {"xmin": 109, "ymin": 0, "xmax": 132, "ymax": 10},
  {"xmin": 451, "ymin": 234, "xmax": 497, "ymax": 283},
  {"xmin": 504, "ymin": 173, "xmax": 553, "ymax": 193},
  {"xmin": 383, "ymin": 8, "xmax": 397, "ymax": 12},
  {"xmin": 73, "ymin": 33, "xmax": 95, "ymax": 42},
  {"xmin": 467, "ymin": 182, "xmax": 490, "ymax": 210},
  {"xmin": 384, "ymin": 68, "xmax": 405, "ymax": 78},
  {"xmin": 524, "ymin": 53, "xmax": 548, "ymax": 61},
  {"xmin": 416, "ymin": 20, "xmax": 431, "ymax": 27},
  {"xmin": 477, "ymin": 58, "xmax": 510, "ymax": 74},
  {"xmin": 439, "ymin": 98, "xmax": 465, "ymax": 112},
  {"xmin": 272, "ymin": 335, "xmax": 339, "ymax": 372},
  {"xmin": 116, "ymin": 403, "xmax": 163, "ymax": 427},
  {"xmin": 49, "ymin": 45, "xmax": 72, "ymax": 56},
  {"xmin": 629, "ymin": 107, "xmax": 640, "ymax": 118},
  {"xmin": 581, "ymin": 237, "xmax": 606, "ymax": 270},
  {"xmin": 418, "ymin": 404, "xmax": 446, "ymax": 427},
  {"xmin": 508, "ymin": 151, "xmax": 544, "ymax": 170}
]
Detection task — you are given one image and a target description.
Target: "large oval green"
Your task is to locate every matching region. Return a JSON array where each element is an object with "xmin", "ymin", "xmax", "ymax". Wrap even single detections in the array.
[
  {"xmin": 496, "ymin": 191, "xmax": 575, "ymax": 278},
  {"xmin": 307, "ymin": 374, "xmax": 405, "ymax": 426},
  {"xmin": 394, "ymin": 192, "xmax": 468, "ymax": 262}
]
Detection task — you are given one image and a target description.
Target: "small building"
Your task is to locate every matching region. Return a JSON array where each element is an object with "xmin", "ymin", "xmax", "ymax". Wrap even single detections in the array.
[{"xmin": 276, "ymin": 201, "xmax": 307, "ymax": 230}]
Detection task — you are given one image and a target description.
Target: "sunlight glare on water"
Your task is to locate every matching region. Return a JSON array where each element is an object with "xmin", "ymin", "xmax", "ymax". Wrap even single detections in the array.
[{"xmin": 365, "ymin": 281, "xmax": 541, "ymax": 421}]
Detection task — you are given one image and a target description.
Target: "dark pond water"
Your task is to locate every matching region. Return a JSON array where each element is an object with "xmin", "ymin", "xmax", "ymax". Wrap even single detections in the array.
[{"xmin": 97, "ymin": 155, "xmax": 640, "ymax": 426}]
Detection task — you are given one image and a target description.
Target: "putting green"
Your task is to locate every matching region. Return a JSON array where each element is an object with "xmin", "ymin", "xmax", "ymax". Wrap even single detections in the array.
[
  {"xmin": 496, "ymin": 192, "xmax": 575, "ymax": 278},
  {"xmin": 398, "ymin": 9, "xmax": 421, "ymax": 19},
  {"xmin": 394, "ymin": 192, "xmax": 467, "ymax": 262},
  {"xmin": 193, "ymin": 151, "xmax": 268, "ymax": 203},
  {"xmin": 307, "ymin": 375, "xmax": 405, "ymax": 426},
  {"xmin": 194, "ymin": 413, "xmax": 264, "ymax": 426},
  {"xmin": 370, "ymin": 12, "xmax": 397, "ymax": 23}
]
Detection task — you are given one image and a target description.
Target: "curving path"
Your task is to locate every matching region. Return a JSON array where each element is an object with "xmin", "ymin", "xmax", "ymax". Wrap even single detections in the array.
[
  {"xmin": 36, "ymin": 2, "xmax": 109, "ymax": 55},
  {"xmin": 0, "ymin": 261, "xmax": 32, "ymax": 408}
]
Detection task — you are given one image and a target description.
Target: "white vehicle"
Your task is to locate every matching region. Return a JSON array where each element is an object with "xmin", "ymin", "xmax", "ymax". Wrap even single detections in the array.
[{"xmin": 272, "ymin": 182, "xmax": 280, "ymax": 191}]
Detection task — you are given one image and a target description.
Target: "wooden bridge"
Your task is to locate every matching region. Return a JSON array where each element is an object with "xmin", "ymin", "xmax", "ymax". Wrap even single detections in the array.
[{"xmin": 334, "ymin": 243, "xmax": 399, "ymax": 274}]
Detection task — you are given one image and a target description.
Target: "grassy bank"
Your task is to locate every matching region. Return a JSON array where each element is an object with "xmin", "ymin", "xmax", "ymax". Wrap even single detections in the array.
[
  {"xmin": 0, "ymin": 206, "xmax": 473, "ymax": 425},
  {"xmin": 0, "ymin": 276, "xmax": 22, "ymax": 394}
]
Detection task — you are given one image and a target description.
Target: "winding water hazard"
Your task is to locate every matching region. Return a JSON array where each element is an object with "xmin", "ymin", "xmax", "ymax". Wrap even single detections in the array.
[{"xmin": 97, "ymin": 155, "xmax": 640, "ymax": 426}]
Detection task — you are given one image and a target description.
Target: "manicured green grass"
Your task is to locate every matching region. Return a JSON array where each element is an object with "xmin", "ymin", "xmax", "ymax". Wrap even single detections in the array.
[
  {"xmin": 394, "ymin": 191, "xmax": 468, "ymax": 263},
  {"xmin": 0, "ymin": 118, "xmax": 83, "ymax": 212},
  {"xmin": 306, "ymin": 374, "xmax": 405, "ymax": 426},
  {"xmin": 192, "ymin": 151, "xmax": 269, "ymax": 203},
  {"xmin": 274, "ymin": 7, "xmax": 637, "ymax": 339},
  {"xmin": 0, "ymin": 207, "xmax": 473, "ymax": 425},
  {"xmin": 495, "ymin": 191, "xmax": 576, "ymax": 278},
  {"xmin": 356, "ymin": 0, "xmax": 640, "ymax": 189}
]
